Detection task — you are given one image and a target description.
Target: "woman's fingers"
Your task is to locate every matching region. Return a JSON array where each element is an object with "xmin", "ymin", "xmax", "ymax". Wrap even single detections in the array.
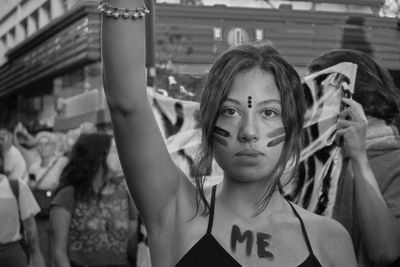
[
  {"xmin": 336, "ymin": 118, "xmax": 366, "ymax": 140},
  {"xmin": 339, "ymin": 108, "xmax": 361, "ymax": 122},
  {"xmin": 341, "ymin": 98, "xmax": 368, "ymax": 123},
  {"xmin": 337, "ymin": 119, "xmax": 353, "ymax": 129},
  {"xmin": 336, "ymin": 99, "xmax": 368, "ymax": 159},
  {"xmin": 335, "ymin": 128, "xmax": 346, "ymax": 137},
  {"xmin": 339, "ymin": 109, "xmax": 352, "ymax": 120}
]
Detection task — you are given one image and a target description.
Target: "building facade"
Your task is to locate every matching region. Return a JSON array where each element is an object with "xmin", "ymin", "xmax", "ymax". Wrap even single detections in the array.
[{"xmin": 0, "ymin": 0, "xmax": 399, "ymax": 131}]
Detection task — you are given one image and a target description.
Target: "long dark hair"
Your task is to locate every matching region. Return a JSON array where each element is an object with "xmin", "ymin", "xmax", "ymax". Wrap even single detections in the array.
[
  {"xmin": 56, "ymin": 133, "xmax": 112, "ymax": 202},
  {"xmin": 193, "ymin": 43, "xmax": 306, "ymax": 215},
  {"xmin": 308, "ymin": 49, "xmax": 400, "ymax": 130}
]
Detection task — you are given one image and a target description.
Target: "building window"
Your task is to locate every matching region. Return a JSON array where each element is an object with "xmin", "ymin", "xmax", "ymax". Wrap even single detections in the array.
[
  {"xmin": 1, "ymin": 35, "xmax": 6, "ymax": 45},
  {"xmin": 235, "ymin": 28, "xmax": 244, "ymax": 46},
  {"xmin": 21, "ymin": 19, "xmax": 28, "ymax": 38},
  {"xmin": 1, "ymin": 35, "xmax": 6, "ymax": 51},
  {"xmin": 227, "ymin": 28, "xmax": 249, "ymax": 47},
  {"xmin": 9, "ymin": 27, "xmax": 16, "ymax": 38},
  {"xmin": 42, "ymin": 1, "xmax": 51, "ymax": 22},
  {"xmin": 32, "ymin": 10, "xmax": 39, "ymax": 30},
  {"xmin": 62, "ymin": 0, "xmax": 80, "ymax": 11},
  {"xmin": 213, "ymin": 27, "xmax": 222, "ymax": 41},
  {"xmin": 8, "ymin": 27, "xmax": 16, "ymax": 46},
  {"xmin": 255, "ymin": 29, "xmax": 264, "ymax": 41}
]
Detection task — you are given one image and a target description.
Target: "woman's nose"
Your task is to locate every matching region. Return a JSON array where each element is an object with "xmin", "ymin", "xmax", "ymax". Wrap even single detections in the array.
[{"xmin": 238, "ymin": 116, "xmax": 259, "ymax": 143}]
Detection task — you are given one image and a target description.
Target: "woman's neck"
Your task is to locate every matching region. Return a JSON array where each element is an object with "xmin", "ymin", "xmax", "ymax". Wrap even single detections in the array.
[
  {"xmin": 218, "ymin": 179, "xmax": 285, "ymax": 219},
  {"xmin": 40, "ymin": 155, "xmax": 53, "ymax": 167}
]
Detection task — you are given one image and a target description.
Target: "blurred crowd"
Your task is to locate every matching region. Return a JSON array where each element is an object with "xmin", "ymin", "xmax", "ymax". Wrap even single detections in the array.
[{"xmin": 0, "ymin": 121, "xmax": 143, "ymax": 267}]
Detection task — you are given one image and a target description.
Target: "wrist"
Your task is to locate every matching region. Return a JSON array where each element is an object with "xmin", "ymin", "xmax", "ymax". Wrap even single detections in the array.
[
  {"xmin": 99, "ymin": 0, "xmax": 150, "ymax": 19},
  {"xmin": 102, "ymin": 0, "xmax": 145, "ymax": 9},
  {"xmin": 350, "ymin": 153, "xmax": 370, "ymax": 170}
]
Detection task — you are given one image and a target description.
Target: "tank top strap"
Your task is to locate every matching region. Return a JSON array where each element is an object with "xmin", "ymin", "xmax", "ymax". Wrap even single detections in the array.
[
  {"xmin": 206, "ymin": 185, "xmax": 217, "ymax": 234},
  {"xmin": 286, "ymin": 200, "xmax": 315, "ymax": 255}
]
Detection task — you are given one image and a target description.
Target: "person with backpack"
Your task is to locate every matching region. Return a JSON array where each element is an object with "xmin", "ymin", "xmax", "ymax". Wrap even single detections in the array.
[{"xmin": 28, "ymin": 131, "xmax": 68, "ymax": 267}]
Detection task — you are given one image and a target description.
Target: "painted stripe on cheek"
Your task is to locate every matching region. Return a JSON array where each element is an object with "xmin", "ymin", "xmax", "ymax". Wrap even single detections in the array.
[
  {"xmin": 213, "ymin": 134, "xmax": 228, "ymax": 147},
  {"xmin": 267, "ymin": 135, "xmax": 285, "ymax": 147},
  {"xmin": 267, "ymin": 127, "xmax": 285, "ymax": 138},
  {"xmin": 214, "ymin": 126, "xmax": 231, "ymax": 137}
]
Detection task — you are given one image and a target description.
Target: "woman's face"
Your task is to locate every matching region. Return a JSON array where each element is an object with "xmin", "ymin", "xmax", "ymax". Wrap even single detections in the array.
[
  {"xmin": 213, "ymin": 68, "xmax": 284, "ymax": 183},
  {"xmin": 37, "ymin": 137, "xmax": 55, "ymax": 158},
  {"xmin": 0, "ymin": 129, "xmax": 12, "ymax": 151}
]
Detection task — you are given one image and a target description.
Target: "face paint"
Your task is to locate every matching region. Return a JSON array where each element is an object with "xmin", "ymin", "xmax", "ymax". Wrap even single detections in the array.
[
  {"xmin": 214, "ymin": 126, "xmax": 231, "ymax": 137},
  {"xmin": 267, "ymin": 135, "xmax": 285, "ymax": 147},
  {"xmin": 231, "ymin": 225, "xmax": 253, "ymax": 256},
  {"xmin": 213, "ymin": 134, "xmax": 228, "ymax": 147},
  {"xmin": 213, "ymin": 126, "xmax": 231, "ymax": 147},
  {"xmin": 247, "ymin": 96, "xmax": 252, "ymax": 108},
  {"xmin": 230, "ymin": 225, "xmax": 274, "ymax": 259},
  {"xmin": 267, "ymin": 127, "xmax": 285, "ymax": 139}
]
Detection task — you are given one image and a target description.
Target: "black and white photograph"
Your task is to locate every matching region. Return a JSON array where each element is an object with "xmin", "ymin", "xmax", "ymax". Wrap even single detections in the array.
[{"xmin": 0, "ymin": 1, "xmax": 399, "ymax": 267}]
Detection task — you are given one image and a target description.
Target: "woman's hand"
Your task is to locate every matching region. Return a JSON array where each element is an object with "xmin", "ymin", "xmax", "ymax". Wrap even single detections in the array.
[{"xmin": 336, "ymin": 98, "xmax": 368, "ymax": 161}]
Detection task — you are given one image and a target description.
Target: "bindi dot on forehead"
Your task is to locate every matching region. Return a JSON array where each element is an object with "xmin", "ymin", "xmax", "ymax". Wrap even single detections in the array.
[{"xmin": 247, "ymin": 96, "xmax": 252, "ymax": 108}]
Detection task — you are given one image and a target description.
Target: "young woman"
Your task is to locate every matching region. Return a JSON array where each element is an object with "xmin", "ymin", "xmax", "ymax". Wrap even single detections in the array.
[
  {"xmin": 50, "ymin": 133, "xmax": 138, "ymax": 267},
  {"xmin": 101, "ymin": 1, "xmax": 357, "ymax": 266},
  {"xmin": 308, "ymin": 49, "xmax": 400, "ymax": 266},
  {"xmin": 28, "ymin": 131, "xmax": 68, "ymax": 267}
]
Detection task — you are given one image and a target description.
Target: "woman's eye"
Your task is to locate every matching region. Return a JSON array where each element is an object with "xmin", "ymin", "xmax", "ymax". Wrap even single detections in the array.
[
  {"xmin": 222, "ymin": 108, "xmax": 239, "ymax": 117},
  {"xmin": 262, "ymin": 109, "xmax": 278, "ymax": 118}
]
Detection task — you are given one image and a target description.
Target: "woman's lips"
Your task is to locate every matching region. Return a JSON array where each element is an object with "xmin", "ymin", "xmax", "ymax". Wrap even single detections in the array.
[{"xmin": 235, "ymin": 149, "xmax": 264, "ymax": 157}]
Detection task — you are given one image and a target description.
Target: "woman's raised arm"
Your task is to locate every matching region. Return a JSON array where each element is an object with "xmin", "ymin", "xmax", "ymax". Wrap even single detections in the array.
[{"xmin": 101, "ymin": 0, "xmax": 191, "ymax": 227}]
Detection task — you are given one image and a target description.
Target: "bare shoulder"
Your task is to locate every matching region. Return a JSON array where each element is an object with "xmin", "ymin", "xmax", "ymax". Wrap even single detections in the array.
[
  {"xmin": 289, "ymin": 203, "xmax": 349, "ymax": 239},
  {"xmin": 289, "ymin": 203, "xmax": 357, "ymax": 266}
]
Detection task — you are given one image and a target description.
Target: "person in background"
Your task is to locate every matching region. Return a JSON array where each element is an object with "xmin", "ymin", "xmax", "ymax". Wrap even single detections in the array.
[
  {"xmin": 50, "ymin": 133, "xmax": 138, "ymax": 267},
  {"xmin": 0, "ymin": 143, "xmax": 45, "ymax": 267},
  {"xmin": 12, "ymin": 122, "xmax": 41, "ymax": 171},
  {"xmin": 101, "ymin": 1, "xmax": 357, "ymax": 266},
  {"xmin": 308, "ymin": 49, "xmax": 400, "ymax": 266},
  {"xmin": 29, "ymin": 131, "xmax": 68, "ymax": 267},
  {"xmin": 53, "ymin": 132, "xmax": 70, "ymax": 157},
  {"xmin": 0, "ymin": 124, "xmax": 29, "ymax": 183},
  {"xmin": 29, "ymin": 131, "xmax": 68, "ymax": 192}
]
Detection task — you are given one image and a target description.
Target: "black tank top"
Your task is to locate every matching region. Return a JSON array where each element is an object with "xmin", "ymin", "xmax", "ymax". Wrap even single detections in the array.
[{"xmin": 175, "ymin": 185, "xmax": 323, "ymax": 267}]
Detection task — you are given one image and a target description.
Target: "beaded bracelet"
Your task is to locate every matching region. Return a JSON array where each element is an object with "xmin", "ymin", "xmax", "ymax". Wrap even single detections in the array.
[{"xmin": 98, "ymin": 1, "xmax": 150, "ymax": 19}]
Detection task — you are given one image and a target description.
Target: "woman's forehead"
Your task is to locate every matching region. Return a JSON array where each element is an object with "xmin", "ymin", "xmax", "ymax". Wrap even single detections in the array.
[{"xmin": 227, "ymin": 69, "xmax": 280, "ymax": 102}]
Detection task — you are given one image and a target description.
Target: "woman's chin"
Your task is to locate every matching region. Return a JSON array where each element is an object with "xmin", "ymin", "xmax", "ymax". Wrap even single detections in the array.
[{"xmin": 225, "ymin": 171, "xmax": 271, "ymax": 184}]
